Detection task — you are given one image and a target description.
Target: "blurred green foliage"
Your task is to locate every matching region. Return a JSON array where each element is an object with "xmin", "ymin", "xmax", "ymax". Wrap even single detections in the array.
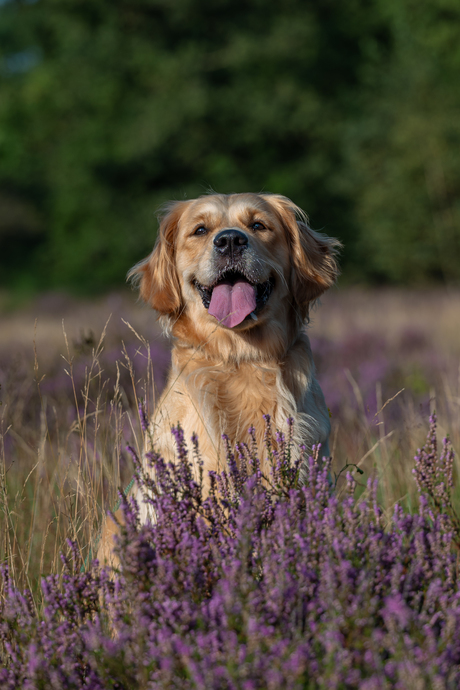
[{"xmin": 0, "ymin": 0, "xmax": 459, "ymax": 292}]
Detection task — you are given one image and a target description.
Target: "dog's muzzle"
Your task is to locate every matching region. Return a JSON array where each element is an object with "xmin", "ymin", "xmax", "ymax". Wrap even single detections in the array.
[{"xmin": 192, "ymin": 229, "xmax": 275, "ymax": 328}]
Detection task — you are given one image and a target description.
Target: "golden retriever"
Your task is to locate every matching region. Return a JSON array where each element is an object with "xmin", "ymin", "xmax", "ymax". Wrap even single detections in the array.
[{"xmin": 97, "ymin": 192, "xmax": 340, "ymax": 563}]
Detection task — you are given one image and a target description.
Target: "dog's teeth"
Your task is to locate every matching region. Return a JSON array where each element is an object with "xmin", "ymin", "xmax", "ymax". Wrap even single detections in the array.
[{"xmin": 250, "ymin": 312, "xmax": 258, "ymax": 321}]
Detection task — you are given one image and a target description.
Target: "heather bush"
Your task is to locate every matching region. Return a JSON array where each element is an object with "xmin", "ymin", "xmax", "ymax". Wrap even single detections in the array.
[{"xmin": 2, "ymin": 414, "xmax": 460, "ymax": 689}]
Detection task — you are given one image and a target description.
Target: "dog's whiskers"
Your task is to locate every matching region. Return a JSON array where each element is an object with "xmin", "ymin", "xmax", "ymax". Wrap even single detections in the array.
[{"xmin": 254, "ymin": 257, "xmax": 288, "ymax": 290}]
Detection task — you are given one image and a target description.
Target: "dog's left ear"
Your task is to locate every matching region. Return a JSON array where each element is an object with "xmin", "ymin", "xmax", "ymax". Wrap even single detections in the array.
[{"xmin": 264, "ymin": 194, "xmax": 341, "ymax": 313}]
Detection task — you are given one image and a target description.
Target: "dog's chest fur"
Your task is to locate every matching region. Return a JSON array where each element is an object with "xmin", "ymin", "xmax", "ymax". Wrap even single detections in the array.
[{"xmin": 147, "ymin": 335, "xmax": 330, "ymax": 482}]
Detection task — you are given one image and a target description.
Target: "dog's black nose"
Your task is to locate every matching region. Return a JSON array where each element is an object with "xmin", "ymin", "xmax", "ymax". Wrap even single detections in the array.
[{"xmin": 213, "ymin": 229, "xmax": 249, "ymax": 255}]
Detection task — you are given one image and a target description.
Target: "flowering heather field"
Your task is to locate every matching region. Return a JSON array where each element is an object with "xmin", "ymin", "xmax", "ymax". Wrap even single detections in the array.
[
  {"xmin": 2, "ymin": 416, "xmax": 460, "ymax": 688},
  {"xmin": 1, "ymin": 287, "xmax": 460, "ymax": 686}
]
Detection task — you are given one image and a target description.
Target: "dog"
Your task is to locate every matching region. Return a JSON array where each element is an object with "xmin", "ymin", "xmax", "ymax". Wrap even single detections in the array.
[{"xmin": 97, "ymin": 192, "xmax": 340, "ymax": 564}]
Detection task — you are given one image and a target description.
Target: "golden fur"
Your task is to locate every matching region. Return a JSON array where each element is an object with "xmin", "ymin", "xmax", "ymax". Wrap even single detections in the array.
[{"xmin": 98, "ymin": 192, "xmax": 340, "ymax": 563}]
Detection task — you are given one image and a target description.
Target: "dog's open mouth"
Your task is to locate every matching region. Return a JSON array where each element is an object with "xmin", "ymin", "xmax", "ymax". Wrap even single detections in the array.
[{"xmin": 194, "ymin": 271, "xmax": 274, "ymax": 328}]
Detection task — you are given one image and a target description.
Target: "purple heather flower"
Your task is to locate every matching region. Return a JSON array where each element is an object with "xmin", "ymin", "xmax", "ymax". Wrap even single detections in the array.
[
  {"xmin": 138, "ymin": 398, "xmax": 149, "ymax": 433},
  {"xmin": 1, "ymin": 416, "xmax": 460, "ymax": 687}
]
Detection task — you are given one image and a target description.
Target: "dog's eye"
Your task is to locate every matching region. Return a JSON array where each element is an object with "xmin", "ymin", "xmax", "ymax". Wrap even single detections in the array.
[
  {"xmin": 194, "ymin": 226, "xmax": 208, "ymax": 236},
  {"xmin": 251, "ymin": 221, "xmax": 266, "ymax": 231}
]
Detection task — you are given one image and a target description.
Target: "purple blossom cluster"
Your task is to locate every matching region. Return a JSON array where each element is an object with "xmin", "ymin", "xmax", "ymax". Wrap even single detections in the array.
[{"xmin": 1, "ymin": 416, "xmax": 460, "ymax": 688}]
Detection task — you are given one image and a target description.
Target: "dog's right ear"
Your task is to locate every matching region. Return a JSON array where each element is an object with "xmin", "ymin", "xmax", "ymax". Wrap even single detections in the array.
[{"xmin": 128, "ymin": 201, "xmax": 188, "ymax": 316}]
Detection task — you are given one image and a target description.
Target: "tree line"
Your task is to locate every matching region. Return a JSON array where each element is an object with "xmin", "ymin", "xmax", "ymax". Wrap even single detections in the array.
[{"xmin": 1, "ymin": 0, "xmax": 459, "ymax": 292}]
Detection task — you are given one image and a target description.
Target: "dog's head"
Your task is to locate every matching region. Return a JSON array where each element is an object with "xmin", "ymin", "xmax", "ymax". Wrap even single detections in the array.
[{"xmin": 129, "ymin": 193, "xmax": 340, "ymax": 353}]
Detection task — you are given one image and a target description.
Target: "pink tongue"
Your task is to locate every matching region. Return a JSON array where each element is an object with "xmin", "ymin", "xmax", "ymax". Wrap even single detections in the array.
[{"xmin": 208, "ymin": 280, "xmax": 257, "ymax": 328}]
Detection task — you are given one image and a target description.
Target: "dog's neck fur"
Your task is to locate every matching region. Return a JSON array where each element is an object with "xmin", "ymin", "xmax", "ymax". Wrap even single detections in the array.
[
  {"xmin": 167, "ymin": 314, "xmax": 314, "ymax": 453},
  {"xmin": 170, "ymin": 302, "xmax": 305, "ymax": 365}
]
